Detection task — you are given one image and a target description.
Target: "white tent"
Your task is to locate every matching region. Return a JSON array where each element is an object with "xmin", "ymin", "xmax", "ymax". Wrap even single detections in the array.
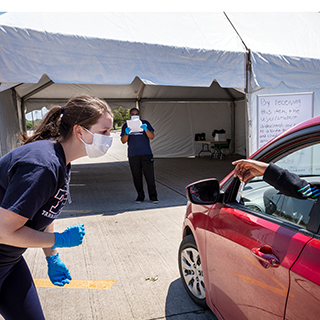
[
  {"xmin": 0, "ymin": 12, "xmax": 319, "ymax": 157},
  {"xmin": 226, "ymin": 12, "xmax": 320, "ymax": 155}
]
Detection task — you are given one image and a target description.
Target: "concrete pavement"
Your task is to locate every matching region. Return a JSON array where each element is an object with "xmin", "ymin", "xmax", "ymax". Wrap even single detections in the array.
[{"xmin": 3, "ymin": 131, "xmax": 241, "ymax": 320}]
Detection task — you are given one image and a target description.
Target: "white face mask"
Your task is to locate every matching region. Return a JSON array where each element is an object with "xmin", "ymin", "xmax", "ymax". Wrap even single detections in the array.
[
  {"xmin": 131, "ymin": 115, "xmax": 140, "ymax": 120},
  {"xmin": 80, "ymin": 127, "xmax": 113, "ymax": 158}
]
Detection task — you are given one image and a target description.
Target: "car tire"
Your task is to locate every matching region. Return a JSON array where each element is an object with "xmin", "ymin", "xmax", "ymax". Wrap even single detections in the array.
[{"xmin": 178, "ymin": 234, "xmax": 207, "ymax": 308}]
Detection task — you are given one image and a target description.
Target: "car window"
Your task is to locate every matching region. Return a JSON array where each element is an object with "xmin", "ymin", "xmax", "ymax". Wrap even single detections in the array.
[{"xmin": 239, "ymin": 144, "xmax": 320, "ymax": 229}]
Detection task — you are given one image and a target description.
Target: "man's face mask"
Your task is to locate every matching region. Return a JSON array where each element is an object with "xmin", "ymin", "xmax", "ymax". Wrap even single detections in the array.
[
  {"xmin": 80, "ymin": 127, "xmax": 113, "ymax": 158},
  {"xmin": 131, "ymin": 115, "xmax": 140, "ymax": 120}
]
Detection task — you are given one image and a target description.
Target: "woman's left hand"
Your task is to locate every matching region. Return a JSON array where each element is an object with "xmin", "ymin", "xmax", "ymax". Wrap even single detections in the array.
[{"xmin": 46, "ymin": 252, "xmax": 72, "ymax": 286}]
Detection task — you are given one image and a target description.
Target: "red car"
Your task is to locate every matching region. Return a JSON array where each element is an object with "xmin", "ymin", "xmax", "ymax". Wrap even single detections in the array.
[{"xmin": 179, "ymin": 116, "xmax": 320, "ymax": 320}]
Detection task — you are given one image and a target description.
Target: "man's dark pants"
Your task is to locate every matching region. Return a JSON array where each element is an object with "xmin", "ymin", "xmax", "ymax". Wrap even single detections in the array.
[{"xmin": 129, "ymin": 154, "xmax": 157, "ymax": 201}]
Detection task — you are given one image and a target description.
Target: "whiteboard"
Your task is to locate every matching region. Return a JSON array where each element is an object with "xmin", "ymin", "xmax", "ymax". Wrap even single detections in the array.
[{"xmin": 257, "ymin": 92, "xmax": 313, "ymax": 149}]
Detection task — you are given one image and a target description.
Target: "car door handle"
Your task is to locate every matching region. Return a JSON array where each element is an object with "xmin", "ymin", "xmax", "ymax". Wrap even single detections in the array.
[{"xmin": 251, "ymin": 245, "xmax": 280, "ymax": 268}]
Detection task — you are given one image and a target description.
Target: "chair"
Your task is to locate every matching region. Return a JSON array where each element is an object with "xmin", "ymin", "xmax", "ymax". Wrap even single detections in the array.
[
  {"xmin": 219, "ymin": 139, "xmax": 231, "ymax": 159},
  {"xmin": 211, "ymin": 139, "xmax": 231, "ymax": 160}
]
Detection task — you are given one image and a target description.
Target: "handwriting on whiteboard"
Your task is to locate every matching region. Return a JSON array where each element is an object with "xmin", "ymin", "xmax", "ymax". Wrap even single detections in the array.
[{"xmin": 257, "ymin": 93, "xmax": 313, "ymax": 149}]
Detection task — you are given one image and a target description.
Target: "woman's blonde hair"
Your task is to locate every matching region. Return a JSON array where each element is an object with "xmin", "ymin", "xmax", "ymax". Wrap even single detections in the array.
[{"xmin": 20, "ymin": 95, "xmax": 113, "ymax": 145}]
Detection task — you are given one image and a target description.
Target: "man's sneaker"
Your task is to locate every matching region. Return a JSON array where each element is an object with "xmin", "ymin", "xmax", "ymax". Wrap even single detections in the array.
[
  {"xmin": 152, "ymin": 199, "xmax": 159, "ymax": 204},
  {"xmin": 135, "ymin": 198, "xmax": 144, "ymax": 204}
]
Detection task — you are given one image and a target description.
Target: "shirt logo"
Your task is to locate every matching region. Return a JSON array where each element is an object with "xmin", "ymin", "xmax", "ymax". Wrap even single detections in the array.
[{"xmin": 41, "ymin": 188, "xmax": 68, "ymax": 219}]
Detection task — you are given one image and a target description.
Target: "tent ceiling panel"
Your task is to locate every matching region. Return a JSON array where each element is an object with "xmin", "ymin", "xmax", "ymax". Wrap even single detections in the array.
[
  {"xmin": 15, "ymin": 74, "xmax": 54, "ymax": 100},
  {"xmin": 141, "ymin": 81, "xmax": 244, "ymax": 101},
  {"xmin": 17, "ymin": 76, "xmax": 245, "ymax": 113},
  {"xmin": 16, "ymin": 77, "xmax": 144, "ymax": 100},
  {"xmin": 24, "ymin": 99, "xmax": 137, "ymax": 112},
  {"xmin": 0, "ymin": 12, "xmax": 247, "ymax": 90}
]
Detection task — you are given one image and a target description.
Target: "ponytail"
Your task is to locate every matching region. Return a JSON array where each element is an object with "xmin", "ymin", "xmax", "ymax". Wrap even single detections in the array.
[
  {"xmin": 20, "ymin": 95, "xmax": 112, "ymax": 145},
  {"xmin": 20, "ymin": 106, "xmax": 62, "ymax": 144}
]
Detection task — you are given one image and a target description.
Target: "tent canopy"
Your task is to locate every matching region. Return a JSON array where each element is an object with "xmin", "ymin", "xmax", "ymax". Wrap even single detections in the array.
[
  {"xmin": 0, "ymin": 12, "xmax": 320, "ymax": 157},
  {"xmin": 1, "ymin": 12, "xmax": 319, "ymax": 92},
  {"xmin": 226, "ymin": 12, "xmax": 320, "ymax": 89},
  {"xmin": 0, "ymin": 12, "xmax": 247, "ymax": 90}
]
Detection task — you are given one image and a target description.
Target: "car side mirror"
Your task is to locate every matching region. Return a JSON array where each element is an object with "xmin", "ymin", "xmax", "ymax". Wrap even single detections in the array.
[{"xmin": 186, "ymin": 178, "xmax": 220, "ymax": 205}]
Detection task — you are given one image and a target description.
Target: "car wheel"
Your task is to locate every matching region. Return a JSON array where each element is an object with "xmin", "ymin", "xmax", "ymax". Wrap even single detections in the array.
[{"xmin": 178, "ymin": 234, "xmax": 207, "ymax": 308}]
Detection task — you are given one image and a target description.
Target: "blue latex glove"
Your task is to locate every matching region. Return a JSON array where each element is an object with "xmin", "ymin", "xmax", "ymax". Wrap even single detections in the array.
[
  {"xmin": 140, "ymin": 124, "xmax": 147, "ymax": 131},
  {"xmin": 125, "ymin": 127, "xmax": 131, "ymax": 135},
  {"xmin": 52, "ymin": 224, "xmax": 85, "ymax": 249},
  {"xmin": 46, "ymin": 253, "xmax": 72, "ymax": 286}
]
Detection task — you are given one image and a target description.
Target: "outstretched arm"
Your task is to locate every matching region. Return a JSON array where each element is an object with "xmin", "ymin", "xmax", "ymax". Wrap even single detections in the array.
[
  {"xmin": 232, "ymin": 159, "xmax": 269, "ymax": 183},
  {"xmin": 232, "ymin": 159, "xmax": 320, "ymax": 200}
]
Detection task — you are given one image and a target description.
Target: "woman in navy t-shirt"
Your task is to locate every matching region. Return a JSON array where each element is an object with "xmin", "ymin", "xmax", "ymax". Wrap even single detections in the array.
[
  {"xmin": 0, "ymin": 95, "xmax": 113, "ymax": 319},
  {"xmin": 121, "ymin": 108, "xmax": 158, "ymax": 203}
]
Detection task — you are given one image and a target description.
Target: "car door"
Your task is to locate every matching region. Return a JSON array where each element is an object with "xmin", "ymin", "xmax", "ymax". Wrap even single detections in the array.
[
  {"xmin": 285, "ymin": 226, "xmax": 320, "ymax": 319},
  {"xmin": 204, "ymin": 135, "xmax": 320, "ymax": 319}
]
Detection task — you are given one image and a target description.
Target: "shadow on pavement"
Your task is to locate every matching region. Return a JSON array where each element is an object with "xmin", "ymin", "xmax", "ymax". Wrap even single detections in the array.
[
  {"xmin": 163, "ymin": 278, "xmax": 217, "ymax": 320},
  {"xmin": 61, "ymin": 155, "xmax": 243, "ymax": 219}
]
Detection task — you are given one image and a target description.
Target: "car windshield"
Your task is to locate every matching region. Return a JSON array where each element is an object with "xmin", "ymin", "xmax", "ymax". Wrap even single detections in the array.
[{"xmin": 276, "ymin": 144, "xmax": 320, "ymax": 176}]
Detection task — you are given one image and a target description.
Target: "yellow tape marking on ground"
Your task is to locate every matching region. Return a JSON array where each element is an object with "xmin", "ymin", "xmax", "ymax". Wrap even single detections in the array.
[{"xmin": 34, "ymin": 279, "xmax": 116, "ymax": 290}]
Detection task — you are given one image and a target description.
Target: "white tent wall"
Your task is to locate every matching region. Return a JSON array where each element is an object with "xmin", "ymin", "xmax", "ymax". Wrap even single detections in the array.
[
  {"xmin": 247, "ymin": 83, "xmax": 320, "ymax": 155},
  {"xmin": 16, "ymin": 79, "xmax": 245, "ymax": 158},
  {"xmin": 141, "ymin": 102, "xmax": 233, "ymax": 158},
  {"xmin": 0, "ymin": 89, "xmax": 22, "ymax": 156}
]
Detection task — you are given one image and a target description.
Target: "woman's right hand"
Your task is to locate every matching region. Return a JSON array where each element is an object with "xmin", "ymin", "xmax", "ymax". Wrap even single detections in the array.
[{"xmin": 52, "ymin": 224, "xmax": 85, "ymax": 249}]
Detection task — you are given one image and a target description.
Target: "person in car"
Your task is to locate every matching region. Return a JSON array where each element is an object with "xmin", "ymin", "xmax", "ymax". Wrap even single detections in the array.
[
  {"xmin": 121, "ymin": 107, "xmax": 158, "ymax": 204},
  {"xmin": 0, "ymin": 95, "xmax": 113, "ymax": 320},
  {"xmin": 233, "ymin": 159, "xmax": 320, "ymax": 200}
]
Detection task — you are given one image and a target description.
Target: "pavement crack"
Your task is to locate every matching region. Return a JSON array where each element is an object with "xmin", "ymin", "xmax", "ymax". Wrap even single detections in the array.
[{"xmin": 155, "ymin": 179, "xmax": 186, "ymax": 197}]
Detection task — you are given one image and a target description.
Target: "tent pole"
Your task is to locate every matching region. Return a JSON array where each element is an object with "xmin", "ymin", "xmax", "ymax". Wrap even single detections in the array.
[
  {"xmin": 13, "ymin": 89, "xmax": 27, "ymax": 134},
  {"xmin": 231, "ymin": 101, "xmax": 235, "ymax": 154},
  {"xmin": 224, "ymin": 12, "xmax": 252, "ymax": 157},
  {"xmin": 245, "ymin": 49, "xmax": 252, "ymax": 157}
]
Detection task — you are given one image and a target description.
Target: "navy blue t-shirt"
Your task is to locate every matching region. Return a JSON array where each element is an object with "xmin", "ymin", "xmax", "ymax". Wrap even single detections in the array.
[
  {"xmin": 121, "ymin": 119, "xmax": 154, "ymax": 158},
  {"xmin": 0, "ymin": 140, "xmax": 70, "ymax": 265}
]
